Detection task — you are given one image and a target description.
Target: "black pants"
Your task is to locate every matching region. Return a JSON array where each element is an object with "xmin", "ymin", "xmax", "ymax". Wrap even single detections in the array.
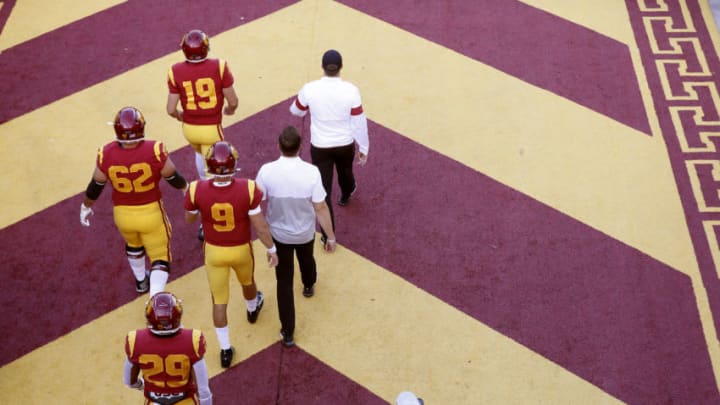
[
  {"xmin": 310, "ymin": 143, "xmax": 356, "ymax": 239},
  {"xmin": 274, "ymin": 238, "xmax": 317, "ymax": 336}
]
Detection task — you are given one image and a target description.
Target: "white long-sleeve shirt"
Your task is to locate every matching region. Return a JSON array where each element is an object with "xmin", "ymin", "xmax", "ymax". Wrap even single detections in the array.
[{"xmin": 290, "ymin": 76, "xmax": 369, "ymax": 155}]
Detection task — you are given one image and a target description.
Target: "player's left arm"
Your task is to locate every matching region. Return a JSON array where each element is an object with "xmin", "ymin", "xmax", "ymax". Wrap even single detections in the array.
[{"xmin": 193, "ymin": 359, "xmax": 212, "ymax": 405}]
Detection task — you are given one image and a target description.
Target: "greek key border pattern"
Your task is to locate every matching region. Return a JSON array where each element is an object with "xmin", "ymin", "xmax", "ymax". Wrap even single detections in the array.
[{"xmin": 637, "ymin": 0, "xmax": 720, "ymax": 279}]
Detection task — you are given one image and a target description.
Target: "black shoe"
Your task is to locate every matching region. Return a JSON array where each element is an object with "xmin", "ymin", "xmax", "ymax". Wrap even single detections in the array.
[
  {"xmin": 135, "ymin": 276, "xmax": 149, "ymax": 293},
  {"xmin": 198, "ymin": 225, "xmax": 204, "ymax": 242},
  {"xmin": 247, "ymin": 291, "xmax": 264, "ymax": 323},
  {"xmin": 337, "ymin": 185, "xmax": 357, "ymax": 206},
  {"xmin": 280, "ymin": 330, "xmax": 295, "ymax": 347},
  {"xmin": 220, "ymin": 346, "xmax": 235, "ymax": 368},
  {"xmin": 303, "ymin": 285, "xmax": 314, "ymax": 298}
]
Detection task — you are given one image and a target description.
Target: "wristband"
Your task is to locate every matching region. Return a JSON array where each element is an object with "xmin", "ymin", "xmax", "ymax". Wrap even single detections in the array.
[
  {"xmin": 327, "ymin": 239, "xmax": 336, "ymax": 243},
  {"xmin": 85, "ymin": 179, "xmax": 106, "ymax": 200},
  {"xmin": 267, "ymin": 245, "xmax": 277, "ymax": 254},
  {"xmin": 164, "ymin": 172, "xmax": 188, "ymax": 190}
]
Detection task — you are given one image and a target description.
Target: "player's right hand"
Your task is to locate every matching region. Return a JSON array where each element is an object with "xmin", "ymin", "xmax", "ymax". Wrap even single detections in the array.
[
  {"xmin": 80, "ymin": 203, "xmax": 93, "ymax": 227},
  {"xmin": 267, "ymin": 252, "xmax": 278, "ymax": 268},
  {"xmin": 325, "ymin": 239, "xmax": 337, "ymax": 253}
]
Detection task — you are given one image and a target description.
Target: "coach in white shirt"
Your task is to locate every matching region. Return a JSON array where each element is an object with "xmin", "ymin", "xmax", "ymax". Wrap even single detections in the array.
[
  {"xmin": 289, "ymin": 49, "xmax": 369, "ymax": 244},
  {"xmin": 255, "ymin": 126, "xmax": 337, "ymax": 347}
]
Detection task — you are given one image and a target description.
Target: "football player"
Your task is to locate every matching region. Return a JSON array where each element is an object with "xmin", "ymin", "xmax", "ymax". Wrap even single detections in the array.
[
  {"xmin": 80, "ymin": 107, "xmax": 187, "ymax": 296},
  {"xmin": 184, "ymin": 141, "xmax": 278, "ymax": 368},
  {"xmin": 124, "ymin": 292, "xmax": 212, "ymax": 405},
  {"xmin": 166, "ymin": 29, "xmax": 239, "ymax": 182}
]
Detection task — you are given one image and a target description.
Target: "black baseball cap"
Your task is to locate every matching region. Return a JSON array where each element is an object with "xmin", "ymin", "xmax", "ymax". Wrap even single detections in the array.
[{"xmin": 322, "ymin": 49, "xmax": 342, "ymax": 72}]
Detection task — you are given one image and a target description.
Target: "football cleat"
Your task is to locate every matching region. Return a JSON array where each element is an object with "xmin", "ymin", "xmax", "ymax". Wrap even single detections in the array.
[
  {"xmin": 220, "ymin": 346, "xmax": 234, "ymax": 368},
  {"xmin": 135, "ymin": 276, "xmax": 149, "ymax": 293},
  {"xmin": 247, "ymin": 291, "xmax": 264, "ymax": 323}
]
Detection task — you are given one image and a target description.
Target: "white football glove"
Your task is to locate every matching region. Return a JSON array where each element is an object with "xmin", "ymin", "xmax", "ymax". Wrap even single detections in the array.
[{"xmin": 80, "ymin": 203, "xmax": 93, "ymax": 227}]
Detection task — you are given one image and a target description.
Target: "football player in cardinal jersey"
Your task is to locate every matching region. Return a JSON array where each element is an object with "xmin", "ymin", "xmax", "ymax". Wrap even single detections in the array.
[
  {"xmin": 80, "ymin": 107, "xmax": 188, "ymax": 296},
  {"xmin": 184, "ymin": 141, "xmax": 278, "ymax": 368},
  {"xmin": 167, "ymin": 29, "xmax": 239, "ymax": 242},
  {"xmin": 124, "ymin": 292, "xmax": 212, "ymax": 405},
  {"xmin": 166, "ymin": 29, "xmax": 239, "ymax": 182}
]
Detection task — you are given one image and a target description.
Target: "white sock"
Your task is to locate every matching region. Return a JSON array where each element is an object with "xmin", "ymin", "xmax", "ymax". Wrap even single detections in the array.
[
  {"xmin": 246, "ymin": 297, "xmax": 257, "ymax": 312},
  {"xmin": 215, "ymin": 326, "xmax": 231, "ymax": 350},
  {"xmin": 128, "ymin": 257, "xmax": 146, "ymax": 281},
  {"xmin": 195, "ymin": 152, "xmax": 207, "ymax": 180},
  {"xmin": 149, "ymin": 271, "xmax": 169, "ymax": 297}
]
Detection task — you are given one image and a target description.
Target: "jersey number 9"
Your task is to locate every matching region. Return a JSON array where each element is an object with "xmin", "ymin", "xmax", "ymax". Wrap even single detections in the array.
[{"xmin": 211, "ymin": 202, "xmax": 235, "ymax": 232}]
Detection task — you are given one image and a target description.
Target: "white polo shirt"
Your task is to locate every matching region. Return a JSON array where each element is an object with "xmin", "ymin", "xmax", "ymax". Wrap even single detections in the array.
[
  {"xmin": 255, "ymin": 156, "xmax": 327, "ymax": 244},
  {"xmin": 290, "ymin": 76, "xmax": 369, "ymax": 155}
]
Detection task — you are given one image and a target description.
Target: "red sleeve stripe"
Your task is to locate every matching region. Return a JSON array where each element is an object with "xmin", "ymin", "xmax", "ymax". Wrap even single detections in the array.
[
  {"xmin": 351, "ymin": 105, "xmax": 364, "ymax": 115},
  {"xmin": 294, "ymin": 98, "xmax": 308, "ymax": 111}
]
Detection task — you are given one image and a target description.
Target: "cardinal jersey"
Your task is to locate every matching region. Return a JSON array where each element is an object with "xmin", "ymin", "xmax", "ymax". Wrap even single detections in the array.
[
  {"xmin": 96, "ymin": 140, "xmax": 168, "ymax": 206},
  {"xmin": 184, "ymin": 178, "xmax": 263, "ymax": 246},
  {"xmin": 125, "ymin": 328, "xmax": 206, "ymax": 398},
  {"xmin": 167, "ymin": 59, "xmax": 234, "ymax": 125}
]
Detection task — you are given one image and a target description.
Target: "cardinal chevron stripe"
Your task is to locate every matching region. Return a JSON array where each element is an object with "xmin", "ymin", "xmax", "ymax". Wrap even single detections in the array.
[{"xmin": 2, "ymin": 1, "xmax": 720, "ymax": 404}]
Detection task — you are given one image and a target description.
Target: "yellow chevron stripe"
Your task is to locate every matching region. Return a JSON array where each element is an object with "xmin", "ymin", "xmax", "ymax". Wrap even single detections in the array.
[
  {"xmin": 0, "ymin": 241, "xmax": 622, "ymax": 404},
  {"xmin": 0, "ymin": 0, "xmax": 125, "ymax": 51}
]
